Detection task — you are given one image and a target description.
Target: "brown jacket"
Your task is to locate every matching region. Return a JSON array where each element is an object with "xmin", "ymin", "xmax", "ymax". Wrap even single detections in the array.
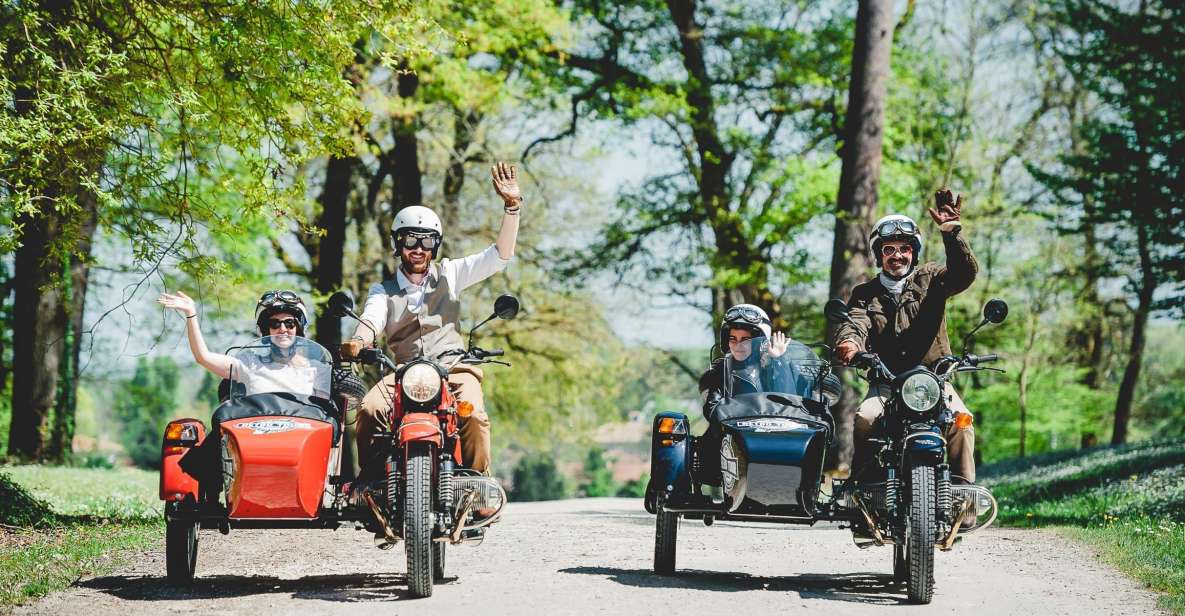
[{"xmin": 836, "ymin": 225, "xmax": 978, "ymax": 374}]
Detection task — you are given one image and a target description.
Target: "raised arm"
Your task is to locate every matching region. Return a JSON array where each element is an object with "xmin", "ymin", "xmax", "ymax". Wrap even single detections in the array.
[
  {"xmin": 491, "ymin": 161, "xmax": 522, "ymax": 260},
  {"xmin": 157, "ymin": 291, "xmax": 235, "ymax": 379},
  {"xmin": 928, "ymin": 188, "xmax": 978, "ymax": 296}
]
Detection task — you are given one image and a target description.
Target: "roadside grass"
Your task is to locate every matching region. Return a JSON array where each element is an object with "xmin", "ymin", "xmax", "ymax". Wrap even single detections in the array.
[
  {"xmin": 981, "ymin": 438, "xmax": 1185, "ymax": 614},
  {"xmin": 0, "ymin": 466, "xmax": 162, "ymax": 611}
]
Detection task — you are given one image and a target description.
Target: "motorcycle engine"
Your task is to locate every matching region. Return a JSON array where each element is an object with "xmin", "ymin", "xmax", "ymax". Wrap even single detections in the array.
[{"xmin": 720, "ymin": 434, "xmax": 748, "ymax": 512}]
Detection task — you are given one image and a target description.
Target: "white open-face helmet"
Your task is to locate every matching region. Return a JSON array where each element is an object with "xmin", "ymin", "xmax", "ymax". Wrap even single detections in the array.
[
  {"xmin": 869, "ymin": 214, "xmax": 923, "ymax": 270},
  {"xmin": 254, "ymin": 290, "xmax": 311, "ymax": 337},
  {"xmin": 719, "ymin": 303, "xmax": 773, "ymax": 350},
  {"xmin": 390, "ymin": 205, "xmax": 443, "ymax": 258}
]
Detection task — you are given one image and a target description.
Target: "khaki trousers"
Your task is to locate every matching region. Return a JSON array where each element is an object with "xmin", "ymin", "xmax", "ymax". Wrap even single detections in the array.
[
  {"xmin": 356, "ymin": 364, "xmax": 491, "ymax": 475},
  {"xmin": 853, "ymin": 382, "xmax": 976, "ymax": 483}
]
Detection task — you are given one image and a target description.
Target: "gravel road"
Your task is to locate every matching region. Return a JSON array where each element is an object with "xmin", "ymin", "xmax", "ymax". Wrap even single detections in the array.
[{"xmin": 15, "ymin": 497, "xmax": 1167, "ymax": 615}]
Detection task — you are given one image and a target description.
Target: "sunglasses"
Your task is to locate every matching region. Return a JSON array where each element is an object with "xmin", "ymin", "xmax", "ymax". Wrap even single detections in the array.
[
  {"xmin": 875, "ymin": 219, "xmax": 918, "ymax": 238},
  {"xmin": 396, "ymin": 232, "xmax": 439, "ymax": 251},
  {"xmin": 267, "ymin": 318, "xmax": 300, "ymax": 330},
  {"xmin": 881, "ymin": 244, "xmax": 914, "ymax": 257}
]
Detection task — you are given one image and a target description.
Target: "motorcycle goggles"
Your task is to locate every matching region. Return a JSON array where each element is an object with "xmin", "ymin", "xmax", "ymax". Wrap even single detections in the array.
[
  {"xmin": 258, "ymin": 290, "xmax": 302, "ymax": 307},
  {"xmin": 395, "ymin": 231, "xmax": 439, "ymax": 251},
  {"xmin": 724, "ymin": 305, "xmax": 771, "ymax": 326},
  {"xmin": 874, "ymin": 218, "xmax": 919, "ymax": 238}
]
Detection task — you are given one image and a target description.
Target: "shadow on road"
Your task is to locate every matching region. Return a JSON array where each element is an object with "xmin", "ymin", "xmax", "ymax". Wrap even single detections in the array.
[
  {"xmin": 79, "ymin": 572, "xmax": 459, "ymax": 603},
  {"xmin": 559, "ymin": 566, "xmax": 905, "ymax": 605}
]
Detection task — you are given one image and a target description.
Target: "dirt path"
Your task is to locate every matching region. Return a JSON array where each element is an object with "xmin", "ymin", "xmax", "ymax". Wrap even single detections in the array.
[{"xmin": 15, "ymin": 498, "xmax": 1167, "ymax": 615}]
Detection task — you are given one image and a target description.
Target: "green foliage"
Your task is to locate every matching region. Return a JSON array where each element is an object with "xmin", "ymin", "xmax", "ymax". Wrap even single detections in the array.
[
  {"xmin": 509, "ymin": 454, "xmax": 569, "ymax": 502},
  {"xmin": 981, "ymin": 438, "xmax": 1185, "ymax": 525},
  {"xmin": 616, "ymin": 473, "xmax": 649, "ymax": 498},
  {"xmin": 112, "ymin": 358, "xmax": 179, "ymax": 470},
  {"xmin": 0, "ymin": 471, "xmax": 57, "ymax": 528},
  {"xmin": 579, "ymin": 447, "xmax": 618, "ymax": 497},
  {"xmin": 3, "ymin": 465, "xmax": 160, "ymax": 522},
  {"xmin": 1065, "ymin": 522, "xmax": 1185, "ymax": 615}
]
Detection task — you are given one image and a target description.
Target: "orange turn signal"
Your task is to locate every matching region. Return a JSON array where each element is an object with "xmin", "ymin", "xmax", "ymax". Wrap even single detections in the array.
[
  {"xmin": 657, "ymin": 417, "xmax": 678, "ymax": 434},
  {"xmin": 954, "ymin": 412, "xmax": 974, "ymax": 430},
  {"xmin": 660, "ymin": 439, "xmax": 674, "ymax": 447},
  {"xmin": 165, "ymin": 423, "xmax": 185, "ymax": 441},
  {"xmin": 457, "ymin": 400, "xmax": 474, "ymax": 418}
]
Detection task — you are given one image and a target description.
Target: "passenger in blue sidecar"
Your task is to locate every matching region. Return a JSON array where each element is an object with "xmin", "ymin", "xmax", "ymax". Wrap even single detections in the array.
[{"xmin": 694, "ymin": 304, "xmax": 790, "ymax": 484}]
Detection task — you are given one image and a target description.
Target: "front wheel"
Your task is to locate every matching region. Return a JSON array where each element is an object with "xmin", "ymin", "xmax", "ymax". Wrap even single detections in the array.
[
  {"xmin": 906, "ymin": 464, "xmax": 936, "ymax": 604},
  {"xmin": 433, "ymin": 541, "xmax": 446, "ymax": 580},
  {"xmin": 654, "ymin": 499, "xmax": 679, "ymax": 575},
  {"xmin": 404, "ymin": 443, "xmax": 435, "ymax": 598},
  {"xmin": 165, "ymin": 508, "xmax": 198, "ymax": 583}
]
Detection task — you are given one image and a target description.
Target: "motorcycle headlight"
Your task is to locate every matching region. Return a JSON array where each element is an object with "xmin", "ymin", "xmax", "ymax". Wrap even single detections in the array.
[
  {"xmin": 900, "ymin": 372, "xmax": 941, "ymax": 412},
  {"xmin": 401, "ymin": 363, "xmax": 441, "ymax": 403}
]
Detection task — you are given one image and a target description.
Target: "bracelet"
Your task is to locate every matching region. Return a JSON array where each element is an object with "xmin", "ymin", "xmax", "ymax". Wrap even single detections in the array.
[
  {"xmin": 504, "ymin": 207, "xmax": 521, "ymax": 215},
  {"xmin": 186, "ymin": 314, "xmax": 198, "ymax": 319}
]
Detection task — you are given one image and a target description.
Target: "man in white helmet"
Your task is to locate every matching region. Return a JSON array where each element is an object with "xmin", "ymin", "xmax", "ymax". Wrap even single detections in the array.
[
  {"xmin": 834, "ymin": 188, "xmax": 979, "ymax": 486},
  {"xmin": 341, "ymin": 162, "xmax": 522, "ymax": 480}
]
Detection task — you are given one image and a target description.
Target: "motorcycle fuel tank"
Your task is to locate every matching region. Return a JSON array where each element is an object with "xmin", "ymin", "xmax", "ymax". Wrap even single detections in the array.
[
  {"xmin": 721, "ymin": 417, "xmax": 827, "ymax": 513},
  {"xmin": 221, "ymin": 416, "xmax": 334, "ymax": 519}
]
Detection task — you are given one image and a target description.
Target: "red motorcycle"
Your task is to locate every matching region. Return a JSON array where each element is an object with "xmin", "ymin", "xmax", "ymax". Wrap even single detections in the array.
[{"xmin": 158, "ymin": 291, "xmax": 516, "ymax": 598}]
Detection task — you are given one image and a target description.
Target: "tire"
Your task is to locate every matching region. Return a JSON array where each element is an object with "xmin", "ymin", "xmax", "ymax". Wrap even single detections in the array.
[
  {"xmin": 404, "ymin": 443, "xmax": 435, "ymax": 598},
  {"xmin": 433, "ymin": 541, "xmax": 447, "ymax": 580},
  {"xmin": 165, "ymin": 510, "xmax": 198, "ymax": 584},
  {"xmin": 893, "ymin": 543, "xmax": 907, "ymax": 583},
  {"xmin": 654, "ymin": 500, "xmax": 679, "ymax": 575},
  {"xmin": 906, "ymin": 464, "xmax": 936, "ymax": 604}
]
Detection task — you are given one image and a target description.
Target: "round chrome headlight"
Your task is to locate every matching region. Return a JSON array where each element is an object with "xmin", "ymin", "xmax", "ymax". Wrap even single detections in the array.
[
  {"xmin": 900, "ymin": 372, "xmax": 941, "ymax": 412},
  {"xmin": 401, "ymin": 363, "xmax": 441, "ymax": 403}
]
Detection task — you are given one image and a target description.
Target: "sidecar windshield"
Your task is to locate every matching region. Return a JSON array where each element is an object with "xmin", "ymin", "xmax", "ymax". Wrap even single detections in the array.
[
  {"xmin": 228, "ymin": 336, "xmax": 333, "ymax": 399},
  {"xmin": 723, "ymin": 336, "xmax": 829, "ymax": 400}
]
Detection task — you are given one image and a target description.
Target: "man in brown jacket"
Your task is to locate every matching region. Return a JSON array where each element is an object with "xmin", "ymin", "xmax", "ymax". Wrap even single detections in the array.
[{"xmin": 835, "ymin": 189, "xmax": 978, "ymax": 484}]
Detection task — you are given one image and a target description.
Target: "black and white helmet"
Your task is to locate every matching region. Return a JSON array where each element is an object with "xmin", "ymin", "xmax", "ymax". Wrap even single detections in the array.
[
  {"xmin": 869, "ymin": 214, "xmax": 923, "ymax": 269},
  {"xmin": 718, "ymin": 303, "xmax": 772, "ymax": 350},
  {"xmin": 254, "ymin": 290, "xmax": 311, "ymax": 337}
]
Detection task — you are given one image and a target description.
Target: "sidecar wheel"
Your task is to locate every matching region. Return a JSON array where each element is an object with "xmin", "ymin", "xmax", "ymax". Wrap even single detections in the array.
[
  {"xmin": 654, "ymin": 501, "xmax": 679, "ymax": 575},
  {"xmin": 892, "ymin": 543, "xmax": 907, "ymax": 583},
  {"xmin": 906, "ymin": 464, "xmax": 936, "ymax": 604},
  {"xmin": 405, "ymin": 443, "xmax": 435, "ymax": 598},
  {"xmin": 433, "ymin": 541, "xmax": 447, "ymax": 580},
  {"xmin": 165, "ymin": 511, "xmax": 198, "ymax": 584}
]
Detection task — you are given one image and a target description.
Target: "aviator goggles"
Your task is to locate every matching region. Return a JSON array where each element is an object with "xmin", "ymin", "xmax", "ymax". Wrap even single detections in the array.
[
  {"xmin": 258, "ymin": 290, "xmax": 302, "ymax": 307},
  {"xmin": 724, "ymin": 305, "xmax": 771, "ymax": 326},
  {"xmin": 394, "ymin": 231, "xmax": 440, "ymax": 252},
  {"xmin": 874, "ymin": 219, "xmax": 919, "ymax": 238}
]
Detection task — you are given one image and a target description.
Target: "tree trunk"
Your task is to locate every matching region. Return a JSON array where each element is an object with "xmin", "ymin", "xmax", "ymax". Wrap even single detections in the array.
[
  {"xmin": 8, "ymin": 212, "xmax": 66, "ymax": 460},
  {"xmin": 383, "ymin": 68, "xmax": 422, "ymax": 279},
  {"xmin": 48, "ymin": 200, "xmax": 98, "ymax": 461},
  {"xmin": 1112, "ymin": 223, "xmax": 1154, "ymax": 446},
  {"xmin": 311, "ymin": 155, "xmax": 359, "ymax": 353},
  {"xmin": 442, "ymin": 107, "xmax": 479, "ymax": 234},
  {"xmin": 826, "ymin": 0, "xmax": 896, "ymax": 471}
]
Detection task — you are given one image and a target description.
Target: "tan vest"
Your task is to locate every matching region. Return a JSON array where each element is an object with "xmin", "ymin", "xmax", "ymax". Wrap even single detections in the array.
[{"xmin": 379, "ymin": 269, "xmax": 465, "ymax": 364}]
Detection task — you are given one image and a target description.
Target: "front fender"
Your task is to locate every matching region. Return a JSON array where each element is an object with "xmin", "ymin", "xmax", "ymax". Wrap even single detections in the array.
[
  {"xmin": 399, "ymin": 412, "xmax": 443, "ymax": 447},
  {"xmin": 649, "ymin": 412, "xmax": 692, "ymax": 502},
  {"xmin": 903, "ymin": 427, "xmax": 945, "ymax": 465}
]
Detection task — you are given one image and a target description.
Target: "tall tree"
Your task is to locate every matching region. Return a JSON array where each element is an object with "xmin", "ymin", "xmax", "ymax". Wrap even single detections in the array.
[
  {"xmin": 825, "ymin": 0, "xmax": 897, "ymax": 470},
  {"xmin": 1032, "ymin": 0, "xmax": 1185, "ymax": 445},
  {"xmin": 1, "ymin": 0, "xmax": 438, "ymax": 459},
  {"xmin": 543, "ymin": 0, "xmax": 853, "ymax": 329}
]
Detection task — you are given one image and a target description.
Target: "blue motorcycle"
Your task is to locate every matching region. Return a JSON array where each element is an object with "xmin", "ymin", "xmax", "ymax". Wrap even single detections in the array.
[{"xmin": 644, "ymin": 299, "xmax": 1007, "ymax": 604}]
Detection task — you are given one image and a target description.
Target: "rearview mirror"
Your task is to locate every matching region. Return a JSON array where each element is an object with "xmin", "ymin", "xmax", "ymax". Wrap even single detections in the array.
[
  {"xmin": 327, "ymin": 291, "xmax": 355, "ymax": 318},
  {"xmin": 824, "ymin": 298, "xmax": 850, "ymax": 324},
  {"xmin": 983, "ymin": 299, "xmax": 1008, "ymax": 324},
  {"xmin": 494, "ymin": 294, "xmax": 520, "ymax": 320}
]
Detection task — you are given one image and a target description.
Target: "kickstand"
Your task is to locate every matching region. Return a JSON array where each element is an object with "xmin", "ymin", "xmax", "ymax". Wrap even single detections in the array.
[
  {"xmin": 364, "ymin": 492, "xmax": 400, "ymax": 546},
  {"xmin": 450, "ymin": 491, "xmax": 477, "ymax": 544},
  {"xmin": 941, "ymin": 500, "xmax": 973, "ymax": 551}
]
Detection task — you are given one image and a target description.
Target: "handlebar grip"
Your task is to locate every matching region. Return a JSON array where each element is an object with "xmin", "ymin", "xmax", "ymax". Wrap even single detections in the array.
[
  {"xmin": 484, "ymin": 348, "xmax": 505, "ymax": 357},
  {"xmin": 977, "ymin": 353, "xmax": 999, "ymax": 364}
]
